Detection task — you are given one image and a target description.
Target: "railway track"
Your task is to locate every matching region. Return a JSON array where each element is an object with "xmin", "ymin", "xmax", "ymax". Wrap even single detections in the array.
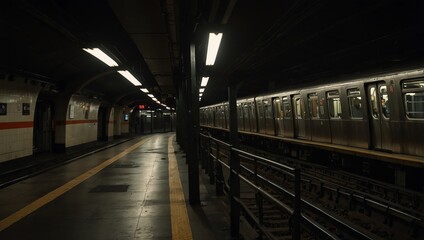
[{"xmin": 202, "ymin": 134, "xmax": 424, "ymax": 239}]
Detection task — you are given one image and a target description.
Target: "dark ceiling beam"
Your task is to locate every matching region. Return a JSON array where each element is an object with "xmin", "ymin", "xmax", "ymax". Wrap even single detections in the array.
[
  {"xmin": 16, "ymin": 1, "xmax": 82, "ymax": 42},
  {"xmin": 64, "ymin": 69, "xmax": 118, "ymax": 96},
  {"xmin": 112, "ymin": 90, "xmax": 143, "ymax": 105}
]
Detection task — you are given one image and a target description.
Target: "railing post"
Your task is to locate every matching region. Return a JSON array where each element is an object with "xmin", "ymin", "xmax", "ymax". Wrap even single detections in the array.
[
  {"xmin": 292, "ymin": 168, "xmax": 301, "ymax": 240},
  {"xmin": 230, "ymin": 146, "xmax": 240, "ymax": 239},
  {"xmin": 215, "ymin": 141, "xmax": 224, "ymax": 196},
  {"xmin": 210, "ymin": 141, "xmax": 216, "ymax": 184}
]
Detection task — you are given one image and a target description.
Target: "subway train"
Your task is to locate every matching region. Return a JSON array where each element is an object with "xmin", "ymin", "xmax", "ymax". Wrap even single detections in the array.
[{"xmin": 200, "ymin": 68, "xmax": 424, "ymax": 159}]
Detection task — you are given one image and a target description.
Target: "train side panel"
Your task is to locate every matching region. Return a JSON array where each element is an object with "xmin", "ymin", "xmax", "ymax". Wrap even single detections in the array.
[
  {"xmin": 393, "ymin": 72, "xmax": 424, "ymax": 156},
  {"xmin": 307, "ymin": 90, "xmax": 331, "ymax": 143},
  {"xmin": 282, "ymin": 95, "xmax": 294, "ymax": 138},
  {"xmin": 343, "ymin": 84, "xmax": 369, "ymax": 149}
]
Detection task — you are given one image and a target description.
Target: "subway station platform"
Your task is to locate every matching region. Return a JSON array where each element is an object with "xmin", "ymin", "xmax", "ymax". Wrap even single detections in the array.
[{"xmin": 0, "ymin": 133, "xmax": 230, "ymax": 240}]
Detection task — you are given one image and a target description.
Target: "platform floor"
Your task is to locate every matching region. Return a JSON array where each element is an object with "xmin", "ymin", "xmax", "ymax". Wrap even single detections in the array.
[{"xmin": 0, "ymin": 133, "xmax": 230, "ymax": 240}]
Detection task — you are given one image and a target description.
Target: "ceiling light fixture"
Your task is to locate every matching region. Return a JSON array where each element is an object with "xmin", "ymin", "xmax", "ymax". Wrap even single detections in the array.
[
  {"xmin": 141, "ymin": 88, "xmax": 149, "ymax": 93},
  {"xmin": 199, "ymin": 88, "xmax": 205, "ymax": 93},
  {"xmin": 201, "ymin": 77, "xmax": 209, "ymax": 87},
  {"xmin": 83, "ymin": 48, "xmax": 119, "ymax": 67},
  {"xmin": 205, "ymin": 33, "xmax": 223, "ymax": 65},
  {"xmin": 148, "ymin": 94, "xmax": 154, "ymax": 98},
  {"xmin": 117, "ymin": 70, "xmax": 142, "ymax": 86}
]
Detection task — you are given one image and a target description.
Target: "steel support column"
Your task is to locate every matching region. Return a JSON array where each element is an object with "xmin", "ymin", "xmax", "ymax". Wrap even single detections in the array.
[{"xmin": 188, "ymin": 42, "xmax": 200, "ymax": 205}]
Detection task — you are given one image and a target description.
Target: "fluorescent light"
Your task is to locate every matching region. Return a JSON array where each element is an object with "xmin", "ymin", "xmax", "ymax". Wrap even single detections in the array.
[
  {"xmin": 148, "ymin": 94, "xmax": 154, "ymax": 98},
  {"xmin": 199, "ymin": 88, "xmax": 205, "ymax": 93},
  {"xmin": 166, "ymin": 107, "xmax": 170, "ymax": 110},
  {"xmin": 152, "ymin": 98, "xmax": 157, "ymax": 101},
  {"xmin": 118, "ymin": 70, "xmax": 142, "ymax": 86},
  {"xmin": 199, "ymin": 93, "xmax": 203, "ymax": 97},
  {"xmin": 201, "ymin": 77, "xmax": 209, "ymax": 87},
  {"xmin": 141, "ymin": 88, "xmax": 149, "ymax": 93},
  {"xmin": 83, "ymin": 48, "xmax": 118, "ymax": 67},
  {"xmin": 206, "ymin": 33, "xmax": 223, "ymax": 65}
]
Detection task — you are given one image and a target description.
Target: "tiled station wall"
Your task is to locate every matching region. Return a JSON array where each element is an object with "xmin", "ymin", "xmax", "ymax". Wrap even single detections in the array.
[
  {"xmin": 0, "ymin": 76, "xmax": 130, "ymax": 163},
  {"xmin": 121, "ymin": 107, "xmax": 131, "ymax": 135},
  {"xmin": 0, "ymin": 77, "xmax": 41, "ymax": 163},
  {"xmin": 65, "ymin": 95, "xmax": 100, "ymax": 147}
]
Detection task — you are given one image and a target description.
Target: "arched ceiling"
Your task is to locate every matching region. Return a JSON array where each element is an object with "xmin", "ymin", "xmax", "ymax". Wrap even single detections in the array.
[{"xmin": 1, "ymin": 0, "xmax": 424, "ymax": 108}]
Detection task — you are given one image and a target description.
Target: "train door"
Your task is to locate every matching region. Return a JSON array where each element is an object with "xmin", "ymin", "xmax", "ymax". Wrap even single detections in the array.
[
  {"xmin": 263, "ymin": 98, "xmax": 274, "ymax": 135},
  {"xmin": 367, "ymin": 82, "xmax": 392, "ymax": 151},
  {"xmin": 33, "ymin": 100, "xmax": 53, "ymax": 153},
  {"xmin": 282, "ymin": 96, "xmax": 294, "ymax": 137},
  {"xmin": 292, "ymin": 94, "xmax": 306, "ymax": 139},
  {"xmin": 273, "ymin": 97, "xmax": 284, "ymax": 136}
]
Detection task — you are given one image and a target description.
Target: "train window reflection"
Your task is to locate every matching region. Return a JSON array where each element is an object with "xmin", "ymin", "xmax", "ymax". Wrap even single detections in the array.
[
  {"xmin": 294, "ymin": 98, "xmax": 303, "ymax": 119},
  {"xmin": 327, "ymin": 91, "xmax": 342, "ymax": 119},
  {"xmin": 308, "ymin": 93, "xmax": 319, "ymax": 118},
  {"xmin": 380, "ymin": 85, "xmax": 390, "ymax": 118},
  {"xmin": 282, "ymin": 97, "xmax": 291, "ymax": 118},
  {"xmin": 402, "ymin": 79, "xmax": 424, "ymax": 118},
  {"xmin": 348, "ymin": 88, "xmax": 363, "ymax": 119},
  {"xmin": 369, "ymin": 87, "xmax": 378, "ymax": 118},
  {"xmin": 402, "ymin": 79, "xmax": 424, "ymax": 89},
  {"xmin": 404, "ymin": 93, "xmax": 424, "ymax": 118}
]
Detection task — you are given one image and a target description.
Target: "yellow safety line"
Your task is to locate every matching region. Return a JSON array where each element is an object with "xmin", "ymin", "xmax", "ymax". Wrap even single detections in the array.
[
  {"xmin": 0, "ymin": 137, "xmax": 151, "ymax": 232},
  {"xmin": 168, "ymin": 135, "xmax": 193, "ymax": 240}
]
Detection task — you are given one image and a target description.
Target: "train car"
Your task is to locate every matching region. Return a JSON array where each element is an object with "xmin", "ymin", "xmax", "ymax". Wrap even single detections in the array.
[{"xmin": 200, "ymin": 68, "xmax": 424, "ymax": 158}]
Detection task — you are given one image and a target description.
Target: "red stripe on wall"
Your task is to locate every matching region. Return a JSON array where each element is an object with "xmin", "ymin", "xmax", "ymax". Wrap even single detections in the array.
[
  {"xmin": 0, "ymin": 121, "xmax": 34, "ymax": 130},
  {"xmin": 66, "ymin": 120, "xmax": 98, "ymax": 125},
  {"xmin": 56, "ymin": 120, "xmax": 98, "ymax": 125}
]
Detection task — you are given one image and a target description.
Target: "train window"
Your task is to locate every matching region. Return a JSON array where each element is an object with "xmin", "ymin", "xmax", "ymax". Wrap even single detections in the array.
[
  {"xmin": 327, "ymin": 91, "xmax": 342, "ymax": 118},
  {"xmin": 369, "ymin": 87, "xmax": 378, "ymax": 118},
  {"xmin": 347, "ymin": 88, "xmax": 363, "ymax": 119},
  {"xmin": 403, "ymin": 80, "xmax": 424, "ymax": 89},
  {"xmin": 402, "ymin": 79, "xmax": 424, "ymax": 118},
  {"xmin": 282, "ymin": 97, "xmax": 291, "ymax": 118},
  {"xmin": 379, "ymin": 86, "xmax": 390, "ymax": 118},
  {"xmin": 307, "ymin": 93, "xmax": 319, "ymax": 118},
  {"xmin": 264, "ymin": 100, "xmax": 273, "ymax": 119},
  {"xmin": 294, "ymin": 98, "xmax": 303, "ymax": 119}
]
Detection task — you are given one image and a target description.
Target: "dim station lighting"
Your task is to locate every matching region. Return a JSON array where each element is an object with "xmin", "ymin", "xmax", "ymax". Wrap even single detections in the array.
[
  {"xmin": 117, "ymin": 70, "xmax": 142, "ymax": 86},
  {"xmin": 82, "ymin": 48, "xmax": 119, "ymax": 67},
  {"xmin": 205, "ymin": 33, "xmax": 223, "ymax": 65},
  {"xmin": 201, "ymin": 77, "xmax": 209, "ymax": 87},
  {"xmin": 140, "ymin": 88, "xmax": 149, "ymax": 93}
]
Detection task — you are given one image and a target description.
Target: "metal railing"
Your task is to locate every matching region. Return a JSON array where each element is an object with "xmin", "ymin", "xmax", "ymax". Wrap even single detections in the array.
[{"xmin": 199, "ymin": 133, "xmax": 340, "ymax": 240}]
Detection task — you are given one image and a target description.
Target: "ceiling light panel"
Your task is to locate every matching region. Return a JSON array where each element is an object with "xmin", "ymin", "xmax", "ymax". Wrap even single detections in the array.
[
  {"xmin": 118, "ymin": 70, "xmax": 142, "ymax": 86},
  {"xmin": 83, "ymin": 48, "xmax": 119, "ymax": 67},
  {"xmin": 201, "ymin": 77, "xmax": 209, "ymax": 87},
  {"xmin": 205, "ymin": 33, "xmax": 223, "ymax": 65}
]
